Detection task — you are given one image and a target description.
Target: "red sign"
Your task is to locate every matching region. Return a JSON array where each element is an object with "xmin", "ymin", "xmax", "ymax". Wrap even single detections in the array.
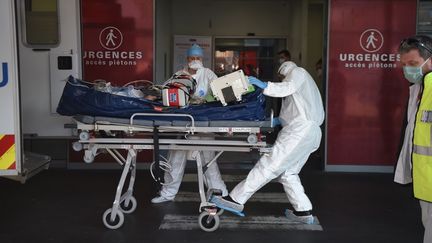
[
  {"xmin": 327, "ymin": 0, "xmax": 416, "ymax": 166},
  {"xmin": 82, "ymin": 0, "xmax": 153, "ymax": 85}
]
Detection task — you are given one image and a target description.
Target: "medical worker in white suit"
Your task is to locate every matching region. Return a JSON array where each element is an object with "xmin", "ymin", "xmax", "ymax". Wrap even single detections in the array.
[
  {"xmin": 152, "ymin": 44, "xmax": 228, "ymax": 203},
  {"xmin": 211, "ymin": 61, "xmax": 324, "ymax": 224}
]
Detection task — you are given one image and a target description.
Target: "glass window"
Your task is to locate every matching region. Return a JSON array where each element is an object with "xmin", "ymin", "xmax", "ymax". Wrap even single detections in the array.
[
  {"xmin": 23, "ymin": 0, "xmax": 59, "ymax": 46},
  {"xmin": 214, "ymin": 38, "xmax": 286, "ymax": 81},
  {"xmin": 214, "ymin": 37, "xmax": 287, "ymax": 117},
  {"xmin": 418, "ymin": 1, "xmax": 432, "ymax": 35}
]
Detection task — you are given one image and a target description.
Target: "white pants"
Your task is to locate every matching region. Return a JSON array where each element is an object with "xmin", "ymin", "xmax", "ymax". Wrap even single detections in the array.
[
  {"xmin": 159, "ymin": 137, "xmax": 228, "ymax": 199},
  {"xmin": 421, "ymin": 200, "xmax": 432, "ymax": 243},
  {"xmin": 230, "ymin": 122, "xmax": 321, "ymax": 212}
]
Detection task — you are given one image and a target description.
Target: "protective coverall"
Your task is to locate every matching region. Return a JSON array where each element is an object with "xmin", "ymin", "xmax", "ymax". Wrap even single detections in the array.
[
  {"xmin": 230, "ymin": 61, "xmax": 324, "ymax": 212},
  {"xmin": 156, "ymin": 67, "xmax": 228, "ymax": 202},
  {"xmin": 394, "ymin": 83, "xmax": 420, "ymax": 185}
]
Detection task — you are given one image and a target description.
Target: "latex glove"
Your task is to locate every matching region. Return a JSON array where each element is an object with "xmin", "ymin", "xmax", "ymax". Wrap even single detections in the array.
[
  {"xmin": 273, "ymin": 117, "xmax": 281, "ymax": 127},
  {"xmin": 248, "ymin": 76, "xmax": 267, "ymax": 89}
]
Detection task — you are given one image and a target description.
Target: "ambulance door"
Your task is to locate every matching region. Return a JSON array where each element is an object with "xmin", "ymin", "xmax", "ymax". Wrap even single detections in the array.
[
  {"xmin": 17, "ymin": 0, "xmax": 81, "ymax": 137},
  {"xmin": 0, "ymin": 1, "xmax": 21, "ymax": 177}
]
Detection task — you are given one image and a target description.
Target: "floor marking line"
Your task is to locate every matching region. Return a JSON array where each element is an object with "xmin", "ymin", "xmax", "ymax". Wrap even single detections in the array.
[
  {"xmin": 159, "ymin": 214, "xmax": 323, "ymax": 231},
  {"xmin": 174, "ymin": 192, "xmax": 289, "ymax": 203}
]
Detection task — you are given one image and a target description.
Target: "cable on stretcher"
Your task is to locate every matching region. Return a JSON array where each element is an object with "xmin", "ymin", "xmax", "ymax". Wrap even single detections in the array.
[{"xmin": 58, "ymin": 71, "xmax": 277, "ymax": 231}]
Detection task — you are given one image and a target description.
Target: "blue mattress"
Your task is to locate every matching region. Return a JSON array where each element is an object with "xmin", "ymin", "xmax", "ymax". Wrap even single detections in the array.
[{"xmin": 57, "ymin": 76, "xmax": 267, "ymax": 121}]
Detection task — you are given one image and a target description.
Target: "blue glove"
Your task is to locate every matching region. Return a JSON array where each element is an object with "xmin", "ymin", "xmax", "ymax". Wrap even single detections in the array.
[
  {"xmin": 248, "ymin": 76, "xmax": 267, "ymax": 89},
  {"xmin": 273, "ymin": 117, "xmax": 281, "ymax": 127}
]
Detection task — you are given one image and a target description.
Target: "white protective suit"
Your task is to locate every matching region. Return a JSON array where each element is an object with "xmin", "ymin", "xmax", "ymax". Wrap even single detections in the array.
[
  {"xmin": 158, "ymin": 67, "xmax": 228, "ymax": 200},
  {"xmin": 394, "ymin": 83, "xmax": 420, "ymax": 184},
  {"xmin": 230, "ymin": 62, "xmax": 325, "ymax": 212}
]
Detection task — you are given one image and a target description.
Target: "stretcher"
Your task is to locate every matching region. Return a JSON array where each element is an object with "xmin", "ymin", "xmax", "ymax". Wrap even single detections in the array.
[{"xmin": 71, "ymin": 112, "xmax": 275, "ymax": 231}]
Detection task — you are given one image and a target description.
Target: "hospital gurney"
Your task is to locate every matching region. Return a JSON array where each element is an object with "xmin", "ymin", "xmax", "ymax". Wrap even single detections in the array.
[{"xmin": 71, "ymin": 112, "xmax": 275, "ymax": 231}]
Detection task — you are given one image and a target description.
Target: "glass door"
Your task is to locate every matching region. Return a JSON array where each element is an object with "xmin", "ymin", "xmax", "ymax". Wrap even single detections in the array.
[{"xmin": 214, "ymin": 37, "xmax": 287, "ymax": 82}]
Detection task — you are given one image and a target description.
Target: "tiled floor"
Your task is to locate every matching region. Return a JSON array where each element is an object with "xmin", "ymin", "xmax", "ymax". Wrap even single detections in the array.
[{"xmin": 0, "ymin": 167, "xmax": 423, "ymax": 243}]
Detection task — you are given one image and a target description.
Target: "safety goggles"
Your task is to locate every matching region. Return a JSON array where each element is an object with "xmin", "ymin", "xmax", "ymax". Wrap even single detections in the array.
[{"xmin": 400, "ymin": 38, "xmax": 432, "ymax": 54}]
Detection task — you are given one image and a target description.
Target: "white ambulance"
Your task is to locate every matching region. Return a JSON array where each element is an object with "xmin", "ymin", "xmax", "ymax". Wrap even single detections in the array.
[{"xmin": 0, "ymin": 0, "xmax": 81, "ymax": 181}]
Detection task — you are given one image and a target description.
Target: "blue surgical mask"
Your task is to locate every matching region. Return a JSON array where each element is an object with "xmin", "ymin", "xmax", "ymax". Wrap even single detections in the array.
[{"xmin": 403, "ymin": 58, "xmax": 430, "ymax": 84}]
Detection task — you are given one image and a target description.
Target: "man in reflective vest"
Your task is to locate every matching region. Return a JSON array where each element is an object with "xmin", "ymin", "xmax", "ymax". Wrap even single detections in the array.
[{"xmin": 396, "ymin": 35, "xmax": 432, "ymax": 243}]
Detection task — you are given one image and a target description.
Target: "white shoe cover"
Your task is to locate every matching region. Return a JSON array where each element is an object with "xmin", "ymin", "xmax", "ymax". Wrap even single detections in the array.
[
  {"xmin": 285, "ymin": 209, "xmax": 315, "ymax": 224},
  {"xmin": 151, "ymin": 196, "xmax": 173, "ymax": 204}
]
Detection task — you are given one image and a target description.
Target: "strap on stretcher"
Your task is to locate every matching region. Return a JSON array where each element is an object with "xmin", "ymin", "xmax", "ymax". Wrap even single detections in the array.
[{"xmin": 153, "ymin": 126, "xmax": 164, "ymax": 186}]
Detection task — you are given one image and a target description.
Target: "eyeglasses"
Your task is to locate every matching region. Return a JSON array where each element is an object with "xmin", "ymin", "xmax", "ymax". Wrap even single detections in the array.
[{"xmin": 400, "ymin": 38, "xmax": 432, "ymax": 54}]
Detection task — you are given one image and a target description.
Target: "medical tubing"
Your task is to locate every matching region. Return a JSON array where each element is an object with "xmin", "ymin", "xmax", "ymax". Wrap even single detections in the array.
[
  {"xmin": 164, "ymin": 74, "xmax": 197, "ymax": 95},
  {"xmin": 150, "ymin": 161, "xmax": 175, "ymax": 186},
  {"xmin": 124, "ymin": 80, "xmax": 164, "ymax": 94},
  {"xmin": 158, "ymin": 155, "xmax": 171, "ymax": 172},
  {"xmin": 70, "ymin": 78, "xmax": 163, "ymax": 96},
  {"xmin": 122, "ymin": 79, "xmax": 153, "ymax": 88}
]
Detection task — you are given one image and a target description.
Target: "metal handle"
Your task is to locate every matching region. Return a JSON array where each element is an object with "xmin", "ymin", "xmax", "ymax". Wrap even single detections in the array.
[
  {"xmin": 130, "ymin": 112, "xmax": 195, "ymax": 128},
  {"xmin": 270, "ymin": 109, "xmax": 274, "ymax": 127}
]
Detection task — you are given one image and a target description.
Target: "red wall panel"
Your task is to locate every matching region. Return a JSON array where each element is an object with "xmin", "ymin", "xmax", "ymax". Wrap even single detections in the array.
[
  {"xmin": 77, "ymin": 0, "xmax": 154, "ymax": 163},
  {"xmin": 327, "ymin": 0, "xmax": 416, "ymax": 166},
  {"xmin": 82, "ymin": 0, "xmax": 153, "ymax": 85}
]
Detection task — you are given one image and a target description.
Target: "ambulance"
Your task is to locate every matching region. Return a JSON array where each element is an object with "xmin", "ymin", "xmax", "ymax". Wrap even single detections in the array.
[{"xmin": 0, "ymin": 0, "xmax": 81, "ymax": 181}]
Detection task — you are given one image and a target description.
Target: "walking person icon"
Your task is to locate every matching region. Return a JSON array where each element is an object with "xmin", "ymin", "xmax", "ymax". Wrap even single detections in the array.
[
  {"xmin": 99, "ymin": 26, "xmax": 123, "ymax": 50},
  {"xmin": 366, "ymin": 32, "xmax": 378, "ymax": 49},
  {"xmin": 105, "ymin": 29, "xmax": 117, "ymax": 47},
  {"xmin": 360, "ymin": 29, "xmax": 383, "ymax": 53}
]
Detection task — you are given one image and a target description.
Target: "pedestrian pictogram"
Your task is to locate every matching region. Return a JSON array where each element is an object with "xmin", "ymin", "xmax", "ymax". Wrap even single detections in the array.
[
  {"xmin": 99, "ymin": 27, "xmax": 123, "ymax": 50},
  {"xmin": 360, "ymin": 29, "xmax": 384, "ymax": 53}
]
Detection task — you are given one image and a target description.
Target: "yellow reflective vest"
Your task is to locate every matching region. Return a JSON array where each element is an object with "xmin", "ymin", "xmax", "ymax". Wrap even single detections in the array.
[{"xmin": 413, "ymin": 72, "xmax": 432, "ymax": 202}]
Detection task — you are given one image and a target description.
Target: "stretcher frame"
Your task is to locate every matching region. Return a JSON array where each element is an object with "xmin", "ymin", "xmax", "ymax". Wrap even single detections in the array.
[{"xmin": 72, "ymin": 113, "xmax": 274, "ymax": 231}]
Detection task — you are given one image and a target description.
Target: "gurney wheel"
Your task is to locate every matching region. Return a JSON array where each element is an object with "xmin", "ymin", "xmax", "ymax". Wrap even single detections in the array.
[
  {"xmin": 120, "ymin": 196, "xmax": 137, "ymax": 214},
  {"xmin": 72, "ymin": 142, "xmax": 83, "ymax": 152},
  {"xmin": 247, "ymin": 134, "xmax": 258, "ymax": 144},
  {"xmin": 102, "ymin": 208, "xmax": 124, "ymax": 230},
  {"xmin": 198, "ymin": 211, "xmax": 220, "ymax": 232},
  {"xmin": 79, "ymin": 131, "xmax": 90, "ymax": 141},
  {"xmin": 83, "ymin": 153, "xmax": 94, "ymax": 163}
]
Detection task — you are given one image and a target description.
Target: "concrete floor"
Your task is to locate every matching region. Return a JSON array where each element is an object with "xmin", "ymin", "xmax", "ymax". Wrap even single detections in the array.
[{"xmin": 0, "ymin": 167, "xmax": 423, "ymax": 243}]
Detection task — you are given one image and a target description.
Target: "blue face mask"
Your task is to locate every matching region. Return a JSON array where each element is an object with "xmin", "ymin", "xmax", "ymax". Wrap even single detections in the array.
[{"xmin": 403, "ymin": 58, "xmax": 429, "ymax": 84}]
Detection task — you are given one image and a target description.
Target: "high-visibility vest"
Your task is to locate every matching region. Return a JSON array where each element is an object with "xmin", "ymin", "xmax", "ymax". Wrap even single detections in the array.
[{"xmin": 413, "ymin": 72, "xmax": 432, "ymax": 202}]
